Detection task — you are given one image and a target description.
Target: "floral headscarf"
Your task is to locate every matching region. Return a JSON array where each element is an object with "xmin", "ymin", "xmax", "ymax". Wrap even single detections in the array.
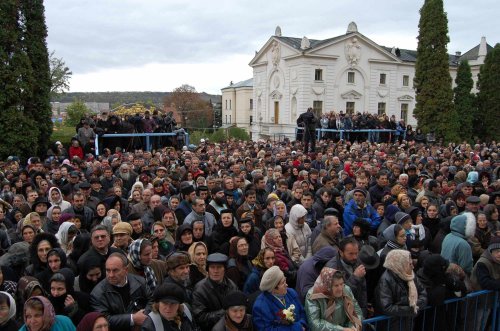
[{"xmin": 24, "ymin": 296, "xmax": 55, "ymax": 331}]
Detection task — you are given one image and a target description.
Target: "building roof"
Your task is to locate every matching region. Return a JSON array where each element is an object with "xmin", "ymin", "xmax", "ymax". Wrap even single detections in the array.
[
  {"xmin": 222, "ymin": 78, "xmax": 253, "ymax": 90},
  {"xmin": 460, "ymin": 43, "xmax": 494, "ymax": 62}
]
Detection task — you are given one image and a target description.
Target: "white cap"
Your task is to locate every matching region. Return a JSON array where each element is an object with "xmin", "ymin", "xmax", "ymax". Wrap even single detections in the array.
[
  {"xmin": 200, "ymin": 139, "xmax": 205, "ymax": 143},
  {"xmin": 55, "ymin": 141, "xmax": 62, "ymax": 145}
]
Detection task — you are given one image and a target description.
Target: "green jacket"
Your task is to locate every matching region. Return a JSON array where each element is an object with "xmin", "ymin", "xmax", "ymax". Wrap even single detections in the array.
[{"xmin": 305, "ymin": 285, "xmax": 363, "ymax": 331}]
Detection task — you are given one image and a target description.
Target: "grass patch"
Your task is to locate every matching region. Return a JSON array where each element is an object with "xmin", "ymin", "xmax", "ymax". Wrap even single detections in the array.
[{"xmin": 51, "ymin": 123, "xmax": 76, "ymax": 147}]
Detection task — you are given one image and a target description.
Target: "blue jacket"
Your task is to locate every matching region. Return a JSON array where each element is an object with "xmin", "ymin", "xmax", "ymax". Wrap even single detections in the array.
[
  {"xmin": 20, "ymin": 315, "xmax": 75, "ymax": 331},
  {"xmin": 343, "ymin": 199, "xmax": 381, "ymax": 236},
  {"xmin": 441, "ymin": 213, "xmax": 475, "ymax": 274},
  {"xmin": 253, "ymin": 288, "xmax": 308, "ymax": 331},
  {"xmin": 243, "ymin": 266, "xmax": 262, "ymax": 295}
]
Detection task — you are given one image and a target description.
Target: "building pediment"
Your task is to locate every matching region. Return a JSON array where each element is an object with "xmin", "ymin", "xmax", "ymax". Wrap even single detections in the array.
[
  {"xmin": 249, "ymin": 37, "xmax": 301, "ymax": 67},
  {"xmin": 397, "ymin": 94, "xmax": 414, "ymax": 101},
  {"xmin": 341, "ymin": 90, "xmax": 363, "ymax": 100}
]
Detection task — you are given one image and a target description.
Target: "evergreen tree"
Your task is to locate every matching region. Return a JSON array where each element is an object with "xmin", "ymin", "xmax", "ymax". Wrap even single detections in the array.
[
  {"xmin": 414, "ymin": 0, "xmax": 459, "ymax": 142},
  {"xmin": 476, "ymin": 43, "xmax": 500, "ymax": 142},
  {"xmin": 21, "ymin": 0, "xmax": 53, "ymax": 156},
  {"xmin": 453, "ymin": 60, "xmax": 475, "ymax": 141},
  {"xmin": 0, "ymin": 0, "xmax": 40, "ymax": 159}
]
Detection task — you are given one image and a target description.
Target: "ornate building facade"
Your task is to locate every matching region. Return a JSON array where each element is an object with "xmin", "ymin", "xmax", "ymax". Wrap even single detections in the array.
[{"xmin": 222, "ymin": 23, "xmax": 491, "ymax": 141}]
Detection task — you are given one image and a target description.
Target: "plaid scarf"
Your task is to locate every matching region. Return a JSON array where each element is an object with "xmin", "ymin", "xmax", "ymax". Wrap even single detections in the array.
[{"xmin": 128, "ymin": 239, "xmax": 157, "ymax": 292}]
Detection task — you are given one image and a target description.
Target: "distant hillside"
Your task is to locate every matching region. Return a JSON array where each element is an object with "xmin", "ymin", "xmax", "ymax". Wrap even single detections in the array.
[{"xmin": 52, "ymin": 91, "xmax": 221, "ymax": 106}]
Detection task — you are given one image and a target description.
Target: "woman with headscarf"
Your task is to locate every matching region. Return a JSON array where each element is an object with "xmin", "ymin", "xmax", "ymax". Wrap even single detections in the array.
[
  {"xmin": 17, "ymin": 276, "xmax": 45, "ymax": 321},
  {"xmin": 226, "ymin": 236, "xmax": 253, "ymax": 290},
  {"xmin": 92, "ymin": 202, "xmax": 107, "ymax": 227},
  {"xmin": 35, "ymin": 248, "xmax": 68, "ymax": 293},
  {"xmin": 19, "ymin": 296, "xmax": 76, "ymax": 331},
  {"xmin": 75, "ymin": 260, "xmax": 101, "ymax": 295},
  {"xmin": 142, "ymin": 282, "xmax": 199, "ymax": 331},
  {"xmin": 47, "ymin": 187, "xmax": 71, "ymax": 212},
  {"xmin": 174, "ymin": 223, "xmax": 193, "ymax": 252},
  {"xmin": 76, "ymin": 312, "xmax": 109, "ymax": 331},
  {"xmin": 285, "ymin": 204, "xmax": 311, "ymax": 259},
  {"xmin": 305, "ymin": 267, "xmax": 363, "ymax": 331},
  {"xmin": 0, "ymin": 291, "xmax": 19, "ymax": 331},
  {"xmin": 379, "ymin": 224, "xmax": 407, "ymax": 265},
  {"xmin": 127, "ymin": 238, "xmax": 167, "ymax": 292},
  {"xmin": 55, "ymin": 222, "xmax": 79, "ymax": 255},
  {"xmin": 25, "ymin": 233, "xmax": 60, "ymax": 277},
  {"xmin": 238, "ymin": 213, "xmax": 261, "ymax": 260},
  {"xmin": 375, "ymin": 249, "xmax": 427, "ymax": 331},
  {"xmin": 252, "ymin": 266, "xmax": 307, "ymax": 330},
  {"xmin": 243, "ymin": 248, "xmax": 275, "ymax": 295},
  {"xmin": 349, "ymin": 218, "xmax": 378, "ymax": 251},
  {"xmin": 48, "ymin": 269, "xmax": 88, "ymax": 326},
  {"xmin": 0, "ymin": 267, "xmax": 16, "ymax": 298},
  {"xmin": 213, "ymin": 290, "xmax": 254, "ymax": 331},
  {"xmin": 187, "ymin": 241, "xmax": 208, "ymax": 287},
  {"xmin": 66, "ymin": 233, "xmax": 91, "ymax": 275},
  {"xmin": 151, "ymin": 222, "xmax": 174, "ymax": 257},
  {"xmin": 268, "ymin": 215, "xmax": 303, "ymax": 265},
  {"xmin": 160, "ymin": 208, "xmax": 178, "ymax": 244},
  {"xmin": 210, "ymin": 209, "xmax": 238, "ymax": 255},
  {"xmin": 263, "ymin": 228, "xmax": 297, "ymax": 288}
]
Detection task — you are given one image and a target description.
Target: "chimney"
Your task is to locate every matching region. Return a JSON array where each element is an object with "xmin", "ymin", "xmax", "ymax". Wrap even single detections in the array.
[{"xmin": 478, "ymin": 36, "xmax": 487, "ymax": 63}]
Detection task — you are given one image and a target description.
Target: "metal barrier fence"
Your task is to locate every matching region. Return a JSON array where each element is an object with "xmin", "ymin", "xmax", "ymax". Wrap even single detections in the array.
[
  {"xmin": 295, "ymin": 127, "xmax": 406, "ymax": 142},
  {"xmin": 94, "ymin": 132, "xmax": 190, "ymax": 155},
  {"xmin": 362, "ymin": 290, "xmax": 499, "ymax": 331}
]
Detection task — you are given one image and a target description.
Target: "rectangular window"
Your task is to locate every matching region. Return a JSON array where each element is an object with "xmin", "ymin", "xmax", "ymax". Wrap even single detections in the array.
[
  {"xmin": 315, "ymin": 69, "xmax": 323, "ymax": 81},
  {"xmin": 313, "ymin": 101, "xmax": 323, "ymax": 118},
  {"xmin": 250, "ymin": 99, "xmax": 253, "ymax": 110},
  {"xmin": 346, "ymin": 102, "xmax": 355, "ymax": 115},
  {"xmin": 403, "ymin": 75, "xmax": 409, "ymax": 87},
  {"xmin": 347, "ymin": 72, "xmax": 355, "ymax": 84},
  {"xmin": 380, "ymin": 73, "xmax": 386, "ymax": 85},
  {"xmin": 225, "ymin": 115, "xmax": 227, "ymax": 124},
  {"xmin": 229, "ymin": 115, "xmax": 232, "ymax": 124},
  {"xmin": 377, "ymin": 102, "xmax": 386, "ymax": 116},
  {"xmin": 250, "ymin": 115, "xmax": 253, "ymax": 124},
  {"xmin": 225, "ymin": 100, "xmax": 227, "ymax": 110},
  {"xmin": 229, "ymin": 100, "xmax": 232, "ymax": 110},
  {"xmin": 401, "ymin": 103, "xmax": 408, "ymax": 122}
]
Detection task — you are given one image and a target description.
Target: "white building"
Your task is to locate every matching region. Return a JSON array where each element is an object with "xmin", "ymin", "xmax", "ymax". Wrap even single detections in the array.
[{"xmin": 221, "ymin": 23, "xmax": 492, "ymax": 141}]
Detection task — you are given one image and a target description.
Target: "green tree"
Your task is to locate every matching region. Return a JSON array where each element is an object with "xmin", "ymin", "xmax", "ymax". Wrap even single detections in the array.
[
  {"xmin": 66, "ymin": 99, "xmax": 91, "ymax": 127},
  {"xmin": 0, "ymin": 0, "xmax": 39, "ymax": 159},
  {"xmin": 21, "ymin": 0, "xmax": 53, "ymax": 156},
  {"xmin": 453, "ymin": 60, "xmax": 475, "ymax": 141},
  {"xmin": 414, "ymin": 0, "xmax": 459, "ymax": 142},
  {"xmin": 476, "ymin": 43, "xmax": 500, "ymax": 142},
  {"xmin": 49, "ymin": 51, "xmax": 72, "ymax": 97}
]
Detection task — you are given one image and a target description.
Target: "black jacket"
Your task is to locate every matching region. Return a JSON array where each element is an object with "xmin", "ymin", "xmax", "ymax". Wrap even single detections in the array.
[
  {"xmin": 141, "ymin": 309, "xmax": 199, "ymax": 331},
  {"xmin": 375, "ymin": 270, "xmax": 427, "ymax": 330},
  {"xmin": 192, "ymin": 277, "xmax": 238, "ymax": 330},
  {"xmin": 90, "ymin": 273, "xmax": 152, "ymax": 330}
]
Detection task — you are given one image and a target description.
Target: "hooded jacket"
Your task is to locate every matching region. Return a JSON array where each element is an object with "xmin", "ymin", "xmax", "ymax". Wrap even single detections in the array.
[
  {"xmin": 441, "ymin": 212, "xmax": 476, "ymax": 274},
  {"xmin": 47, "ymin": 187, "xmax": 71, "ymax": 213},
  {"xmin": 285, "ymin": 204, "xmax": 311, "ymax": 258},
  {"xmin": 295, "ymin": 246, "xmax": 337, "ymax": 303}
]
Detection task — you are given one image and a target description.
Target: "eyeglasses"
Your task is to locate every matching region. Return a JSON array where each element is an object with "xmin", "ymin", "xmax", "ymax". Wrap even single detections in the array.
[{"xmin": 93, "ymin": 235, "xmax": 107, "ymax": 239}]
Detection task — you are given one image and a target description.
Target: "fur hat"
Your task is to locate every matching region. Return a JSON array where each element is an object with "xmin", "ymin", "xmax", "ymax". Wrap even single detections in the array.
[
  {"xmin": 450, "ymin": 212, "xmax": 476, "ymax": 238},
  {"xmin": 259, "ymin": 265, "xmax": 284, "ymax": 292},
  {"xmin": 166, "ymin": 252, "xmax": 191, "ymax": 271}
]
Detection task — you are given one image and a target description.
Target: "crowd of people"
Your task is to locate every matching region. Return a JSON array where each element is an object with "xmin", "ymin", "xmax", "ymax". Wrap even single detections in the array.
[{"xmin": 0, "ymin": 127, "xmax": 499, "ymax": 331}]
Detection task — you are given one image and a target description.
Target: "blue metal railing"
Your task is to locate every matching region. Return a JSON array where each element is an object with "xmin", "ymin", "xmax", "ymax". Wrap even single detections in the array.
[
  {"xmin": 295, "ymin": 127, "xmax": 406, "ymax": 142},
  {"xmin": 362, "ymin": 290, "xmax": 499, "ymax": 331},
  {"xmin": 94, "ymin": 132, "xmax": 190, "ymax": 155}
]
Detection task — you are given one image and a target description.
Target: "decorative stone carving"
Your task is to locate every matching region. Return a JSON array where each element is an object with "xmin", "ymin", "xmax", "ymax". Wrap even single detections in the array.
[
  {"xmin": 377, "ymin": 89, "xmax": 389, "ymax": 98},
  {"xmin": 291, "ymin": 69, "xmax": 297, "ymax": 81},
  {"xmin": 301, "ymin": 36, "xmax": 310, "ymax": 50},
  {"xmin": 271, "ymin": 41, "xmax": 280, "ymax": 67},
  {"xmin": 397, "ymin": 95, "xmax": 414, "ymax": 101},
  {"xmin": 270, "ymin": 90, "xmax": 283, "ymax": 100},
  {"xmin": 291, "ymin": 87, "xmax": 298, "ymax": 95},
  {"xmin": 345, "ymin": 38, "xmax": 361, "ymax": 67},
  {"xmin": 312, "ymin": 86, "xmax": 325, "ymax": 95},
  {"xmin": 341, "ymin": 90, "xmax": 363, "ymax": 100},
  {"xmin": 273, "ymin": 75, "xmax": 280, "ymax": 89},
  {"xmin": 346, "ymin": 22, "xmax": 358, "ymax": 34},
  {"xmin": 275, "ymin": 26, "xmax": 282, "ymax": 37},
  {"xmin": 257, "ymin": 89, "xmax": 262, "ymax": 97}
]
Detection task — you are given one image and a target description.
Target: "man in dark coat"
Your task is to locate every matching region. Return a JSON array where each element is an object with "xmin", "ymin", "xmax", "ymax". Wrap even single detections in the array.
[
  {"xmin": 298, "ymin": 107, "xmax": 318, "ymax": 154},
  {"xmin": 90, "ymin": 252, "xmax": 152, "ymax": 331},
  {"xmin": 192, "ymin": 253, "xmax": 238, "ymax": 330}
]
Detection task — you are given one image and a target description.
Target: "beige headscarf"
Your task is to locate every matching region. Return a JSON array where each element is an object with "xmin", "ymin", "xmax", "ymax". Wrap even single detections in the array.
[
  {"xmin": 309, "ymin": 267, "xmax": 362, "ymax": 331},
  {"xmin": 383, "ymin": 249, "xmax": 418, "ymax": 313}
]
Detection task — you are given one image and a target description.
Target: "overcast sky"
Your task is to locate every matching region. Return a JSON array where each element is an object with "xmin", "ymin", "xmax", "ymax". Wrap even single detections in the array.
[{"xmin": 45, "ymin": 0, "xmax": 498, "ymax": 95}]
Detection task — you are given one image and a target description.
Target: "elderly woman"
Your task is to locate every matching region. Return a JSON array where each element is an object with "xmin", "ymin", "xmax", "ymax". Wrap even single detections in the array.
[
  {"xmin": 19, "ymin": 296, "xmax": 75, "ymax": 331},
  {"xmin": 213, "ymin": 290, "xmax": 254, "ymax": 331},
  {"xmin": 127, "ymin": 239, "xmax": 167, "ymax": 292},
  {"xmin": 305, "ymin": 267, "xmax": 362, "ymax": 331},
  {"xmin": 375, "ymin": 249, "xmax": 427, "ymax": 330},
  {"xmin": 142, "ymin": 282, "xmax": 198, "ymax": 331},
  {"xmin": 252, "ymin": 266, "xmax": 307, "ymax": 330},
  {"xmin": 76, "ymin": 312, "xmax": 109, "ymax": 331},
  {"xmin": 187, "ymin": 241, "xmax": 208, "ymax": 286}
]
